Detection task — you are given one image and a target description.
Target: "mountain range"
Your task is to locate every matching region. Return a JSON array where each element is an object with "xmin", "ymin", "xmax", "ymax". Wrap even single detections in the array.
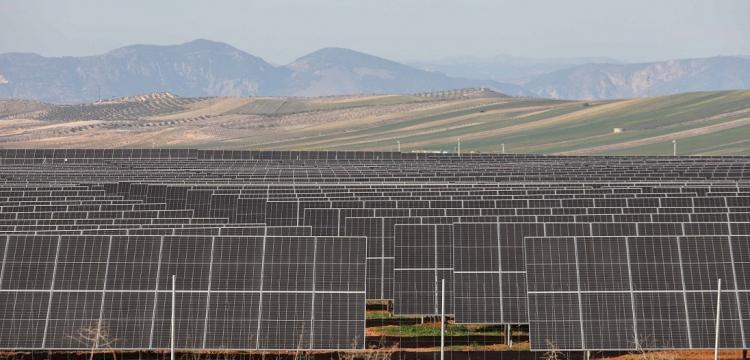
[
  {"xmin": 0, "ymin": 39, "xmax": 749, "ymax": 103},
  {"xmin": 408, "ymin": 55, "xmax": 625, "ymax": 84},
  {"xmin": 0, "ymin": 39, "xmax": 524, "ymax": 103},
  {"xmin": 522, "ymin": 57, "xmax": 750, "ymax": 99},
  {"xmin": 412, "ymin": 55, "xmax": 750, "ymax": 100}
]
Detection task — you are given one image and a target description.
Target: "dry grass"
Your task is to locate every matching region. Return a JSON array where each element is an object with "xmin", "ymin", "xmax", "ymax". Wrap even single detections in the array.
[
  {"xmin": 605, "ymin": 350, "xmax": 744, "ymax": 360},
  {"xmin": 3, "ymin": 89, "xmax": 750, "ymax": 156}
]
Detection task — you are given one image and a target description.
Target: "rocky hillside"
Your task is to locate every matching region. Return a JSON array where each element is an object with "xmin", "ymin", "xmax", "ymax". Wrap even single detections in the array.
[
  {"xmin": 279, "ymin": 48, "xmax": 524, "ymax": 97},
  {"xmin": 0, "ymin": 40, "xmax": 523, "ymax": 103},
  {"xmin": 2, "ymin": 40, "xmax": 748, "ymax": 102},
  {"xmin": 0, "ymin": 40, "xmax": 287, "ymax": 103},
  {"xmin": 524, "ymin": 57, "xmax": 750, "ymax": 100}
]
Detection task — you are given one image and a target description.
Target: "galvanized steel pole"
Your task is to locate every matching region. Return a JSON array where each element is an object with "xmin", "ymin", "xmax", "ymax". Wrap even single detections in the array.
[
  {"xmin": 440, "ymin": 278, "xmax": 446, "ymax": 360},
  {"xmin": 171, "ymin": 275, "xmax": 176, "ymax": 360},
  {"xmin": 714, "ymin": 278, "xmax": 722, "ymax": 360}
]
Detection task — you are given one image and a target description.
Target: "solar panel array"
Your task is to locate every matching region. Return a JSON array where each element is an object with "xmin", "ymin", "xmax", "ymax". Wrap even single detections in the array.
[
  {"xmin": 1, "ymin": 149, "xmax": 750, "ymax": 352},
  {"xmin": 0, "ymin": 234, "xmax": 366, "ymax": 350},
  {"xmin": 525, "ymin": 235, "xmax": 749, "ymax": 351}
]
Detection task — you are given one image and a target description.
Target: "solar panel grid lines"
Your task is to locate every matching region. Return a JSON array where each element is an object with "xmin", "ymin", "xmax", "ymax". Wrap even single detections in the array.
[
  {"xmin": 451, "ymin": 220, "xmax": 741, "ymax": 325},
  {"xmin": 5, "ymin": 150, "xmax": 750, "ymax": 351},
  {"xmin": 328, "ymin": 194, "xmax": 748, "ymax": 300},
  {"xmin": 4, "ymin": 158, "xmax": 750, "ymax": 184},
  {"xmin": 446, "ymin": 195, "xmax": 750, "ymax": 322},
  {"xmin": 0, "ymin": 233, "xmax": 366, "ymax": 350},
  {"xmin": 726, "ymin": 224, "xmax": 748, "ymax": 349},
  {"xmin": 0, "ymin": 225, "xmax": 316, "ymax": 238},
  {"xmin": 677, "ymin": 225, "xmax": 695, "ymax": 349},
  {"xmin": 524, "ymin": 235, "xmax": 750, "ymax": 351},
  {"xmin": 94, "ymin": 233, "xmax": 114, "ymax": 349},
  {"xmin": 148, "ymin": 233, "xmax": 165, "ymax": 348},
  {"xmin": 41, "ymin": 234, "xmax": 61, "ymax": 348},
  {"xmin": 343, "ymin": 217, "xmax": 387, "ymax": 300},
  {"xmin": 393, "ymin": 223, "xmax": 454, "ymax": 316}
]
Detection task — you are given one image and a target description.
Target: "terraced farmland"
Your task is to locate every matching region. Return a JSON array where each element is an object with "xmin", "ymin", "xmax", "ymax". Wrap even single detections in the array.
[
  {"xmin": 37, "ymin": 94, "xmax": 206, "ymax": 121},
  {"xmin": 1, "ymin": 89, "xmax": 750, "ymax": 155}
]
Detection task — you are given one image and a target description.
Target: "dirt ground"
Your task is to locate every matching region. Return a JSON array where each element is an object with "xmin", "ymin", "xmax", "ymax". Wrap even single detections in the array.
[{"xmin": 602, "ymin": 350, "xmax": 745, "ymax": 360}]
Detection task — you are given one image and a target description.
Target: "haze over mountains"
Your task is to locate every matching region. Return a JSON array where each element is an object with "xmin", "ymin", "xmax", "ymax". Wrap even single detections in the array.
[
  {"xmin": 0, "ymin": 39, "xmax": 748, "ymax": 103},
  {"xmin": 528, "ymin": 57, "xmax": 750, "ymax": 100},
  {"xmin": 413, "ymin": 56, "xmax": 750, "ymax": 100},
  {"xmin": 408, "ymin": 55, "xmax": 626, "ymax": 84},
  {"xmin": 0, "ymin": 39, "xmax": 524, "ymax": 103}
]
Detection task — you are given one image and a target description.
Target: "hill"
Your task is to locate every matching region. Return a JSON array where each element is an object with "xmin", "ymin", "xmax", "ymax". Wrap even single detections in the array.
[
  {"xmin": 1, "ymin": 88, "xmax": 750, "ymax": 156},
  {"xmin": 409, "ymin": 55, "xmax": 625, "ymax": 84},
  {"xmin": 0, "ymin": 40, "xmax": 524, "ymax": 103},
  {"xmin": 0, "ymin": 39, "xmax": 284, "ymax": 103},
  {"xmin": 2, "ymin": 39, "xmax": 748, "ymax": 103},
  {"xmin": 524, "ymin": 56, "xmax": 750, "ymax": 100},
  {"xmin": 280, "ymin": 48, "xmax": 525, "ymax": 97}
]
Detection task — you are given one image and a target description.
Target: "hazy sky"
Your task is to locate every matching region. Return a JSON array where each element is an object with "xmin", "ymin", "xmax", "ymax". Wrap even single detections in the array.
[{"xmin": 1, "ymin": 0, "xmax": 748, "ymax": 64}]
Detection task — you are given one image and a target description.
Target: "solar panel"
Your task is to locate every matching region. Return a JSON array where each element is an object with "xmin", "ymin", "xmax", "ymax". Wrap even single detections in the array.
[
  {"xmin": 450, "ymin": 194, "xmax": 750, "ymax": 324},
  {"xmin": 0, "ymin": 234, "xmax": 366, "ymax": 350},
  {"xmin": 345, "ymin": 215, "xmax": 419, "ymax": 300},
  {"xmin": 393, "ymin": 224, "xmax": 453, "ymax": 316},
  {"xmin": 4, "ymin": 149, "xmax": 750, "ymax": 353},
  {"xmin": 524, "ymin": 235, "xmax": 749, "ymax": 351}
]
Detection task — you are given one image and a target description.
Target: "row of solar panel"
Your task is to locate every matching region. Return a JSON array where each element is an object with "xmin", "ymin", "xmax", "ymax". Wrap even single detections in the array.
[
  {"xmin": 2, "ymin": 219, "xmax": 747, "ymax": 348},
  {"xmin": 0, "ymin": 234, "xmax": 366, "ymax": 350},
  {"xmin": 525, "ymin": 235, "xmax": 750, "ymax": 351},
  {"xmin": 8, "ymin": 175, "xmax": 749, "ymax": 183},
  {"xmin": 4, "ymin": 152, "xmax": 750, "ymax": 352},
  {"xmin": 0, "ymin": 149, "xmax": 560, "ymax": 160},
  {"xmin": 0, "ymin": 181, "xmax": 373, "ymax": 350},
  {"xmin": 5, "ymin": 158, "xmax": 750, "ymax": 182},
  {"xmin": 1, "ymin": 203, "xmax": 747, "ymax": 307},
  {"xmin": 4, "ymin": 184, "xmax": 750, "ymax": 303},
  {"xmin": 1, "ymin": 188, "xmax": 748, "ymax": 258},
  {"xmin": 9, "ymin": 148, "xmax": 750, "ymax": 161}
]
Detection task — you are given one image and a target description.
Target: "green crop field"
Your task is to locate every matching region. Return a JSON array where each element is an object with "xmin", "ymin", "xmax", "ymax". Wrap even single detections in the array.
[{"xmin": 2, "ymin": 89, "xmax": 750, "ymax": 155}]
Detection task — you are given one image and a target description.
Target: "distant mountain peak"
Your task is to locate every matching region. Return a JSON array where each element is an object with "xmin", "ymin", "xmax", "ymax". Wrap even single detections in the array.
[
  {"xmin": 308, "ymin": 47, "xmax": 359, "ymax": 54},
  {"xmin": 288, "ymin": 47, "xmax": 401, "ymax": 70},
  {"xmin": 176, "ymin": 39, "xmax": 247, "ymax": 53},
  {"xmin": 300, "ymin": 47, "xmax": 377, "ymax": 58},
  {"xmin": 281, "ymin": 47, "xmax": 523, "ymax": 97},
  {"xmin": 0, "ymin": 40, "xmax": 521, "ymax": 102},
  {"xmin": 183, "ymin": 38, "xmax": 229, "ymax": 46},
  {"xmin": 107, "ymin": 38, "xmax": 246, "ymax": 56},
  {"xmin": 526, "ymin": 56, "xmax": 750, "ymax": 100}
]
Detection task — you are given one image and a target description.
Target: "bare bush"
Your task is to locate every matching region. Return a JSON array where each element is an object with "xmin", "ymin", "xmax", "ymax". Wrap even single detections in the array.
[
  {"xmin": 70, "ymin": 321, "xmax": 118, "ymax": 360},
  {"xmin": 541, "ymin": 340, "xmax": 564, "ymax": 360}
]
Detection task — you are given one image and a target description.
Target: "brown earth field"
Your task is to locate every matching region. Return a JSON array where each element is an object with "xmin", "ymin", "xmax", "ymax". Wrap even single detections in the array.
[{"xmin": 2, "ymin": 88, "xmax": 750, "ymax": 155}]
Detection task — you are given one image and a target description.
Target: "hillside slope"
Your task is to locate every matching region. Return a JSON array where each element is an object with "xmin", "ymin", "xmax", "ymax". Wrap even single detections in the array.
[
  {"xmin": 1, "ymin": 89, "xmax": 749, "ymax": 156},
  {"xmin": 280, "ymin": 48, "xmax": 526, "ymax": 97},
  {"xmin": 409, "ymin": 55, "xmax": 624, "ymax": 84},
  {"xmin": 525, "ymin": 57, "xmax": 750, "ymax": 100},
  {"xmin": 0, "ymin": 40, "xmax": 524, "ymax": 103},
  {"xmin": 0, "ymin": 40, "xmax": 285, "ymax": 103}
]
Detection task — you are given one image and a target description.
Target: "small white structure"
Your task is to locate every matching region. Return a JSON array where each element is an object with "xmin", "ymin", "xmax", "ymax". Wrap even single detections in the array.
[{"xmin": 613, "ymin": 128, "xmax": 624, "ymax": 134}]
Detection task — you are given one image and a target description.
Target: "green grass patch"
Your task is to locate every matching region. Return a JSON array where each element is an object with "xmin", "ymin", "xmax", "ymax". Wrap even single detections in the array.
[
  {"xmin": 366, "ymin": 311, "xmax": 393, "ymax": 319},
  {"xmin": 377, "ymin": 324, "xmax": 504, "ymax": 337}
]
